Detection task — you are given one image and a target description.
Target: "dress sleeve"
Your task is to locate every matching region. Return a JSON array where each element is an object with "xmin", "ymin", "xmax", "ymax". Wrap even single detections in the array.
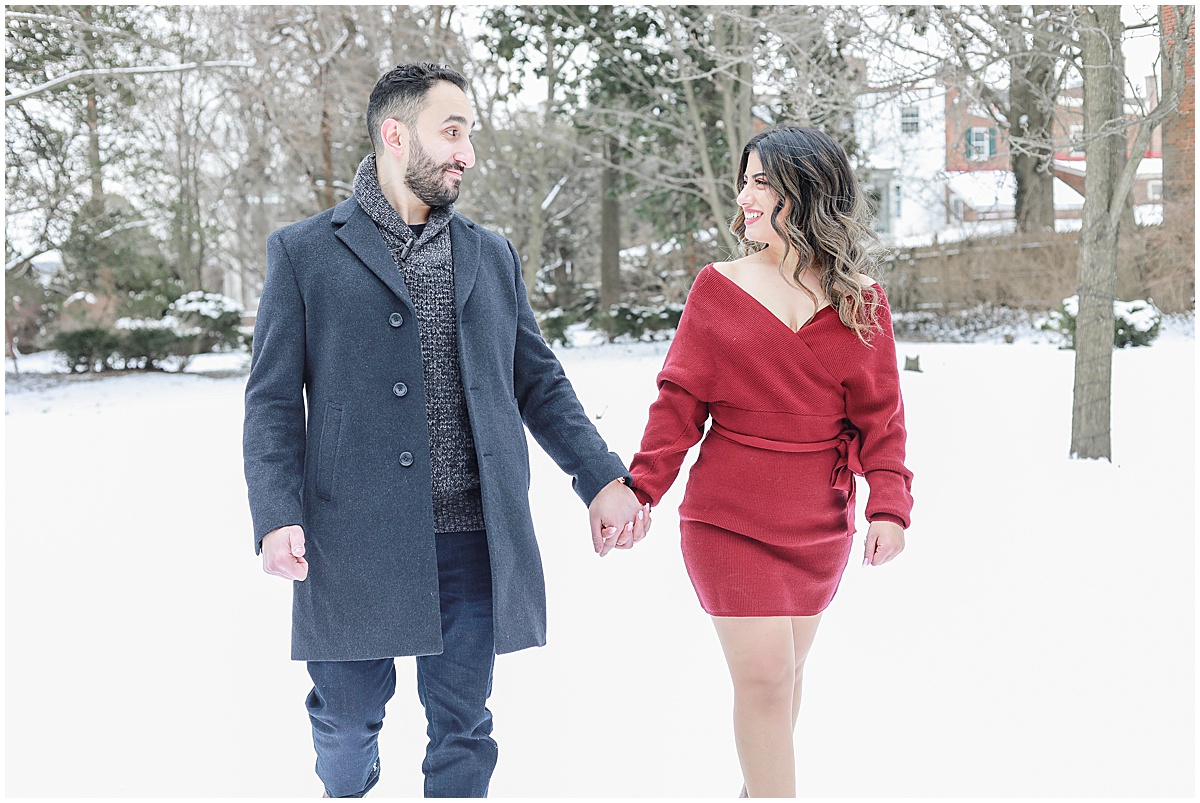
[
  {"xmin": 628, "ymin": 273, "xmax": 717, "ymax": 507},
  {"xmin": 629, "ymin": 380, "xmax": 709, "ymax": 507},
  {"xmin": 843, "ymin": 292, "xmax": 914, "ymax": 528}
]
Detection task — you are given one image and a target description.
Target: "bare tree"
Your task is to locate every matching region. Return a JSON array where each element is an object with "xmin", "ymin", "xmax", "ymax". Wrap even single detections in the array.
[
  {"xmin": 470, "ymin": 7, "xmax": 592, "ymax": 296},
  {"xmin": 562, "ymin": 6, "xmax": 862, "ymax": 254},
  {"xmin": 921, "ymin": 6, "xmax": 1078, "ymax": 233},
  {"xmin": 1069, "ymin": 5, "xmax": 1195, "ymax": 460}
]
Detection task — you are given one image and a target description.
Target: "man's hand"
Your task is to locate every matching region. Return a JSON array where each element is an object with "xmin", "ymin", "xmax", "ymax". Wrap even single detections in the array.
[
  {"xmin": 862, "ymin": 520, "xmax": 904, "ymax": 567},
  {"xmin": 588, "ymin": 478, "xmax": 651, "ymax": 557},
  {"xmin": 262, "ymin": 525, "xmax": 309, "ymax": 581}
]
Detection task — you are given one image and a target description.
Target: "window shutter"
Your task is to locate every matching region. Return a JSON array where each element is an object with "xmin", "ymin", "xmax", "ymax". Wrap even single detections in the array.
[
  {"xmin": 988, "ymin": 127, "xmax": 997, "ymax": 158},
  {"xmin": 964, "ymin": 130, "xmax": 974, "ymax": 160}
]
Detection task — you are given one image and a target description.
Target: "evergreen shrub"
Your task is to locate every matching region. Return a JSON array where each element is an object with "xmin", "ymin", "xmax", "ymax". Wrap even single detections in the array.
[
  {"xmin": 539, "ymin": 296, "xmax": 685, "ymax": 345},
  {"xmin": 115, "ymin": 325, "xmax": 194, "ymax": 370},
  {"xmin": 595, "ymin": 302, "xmax": 685, "ymax": 341},
  {"xmin": 51, "ymin": 327, "xmax": 121, "ymax": 373},
  {"xmin": 536, "ymin": 290, "xmax": 600, "ymax": 347},
  {"xmin": 1041, "ymin": 295, "xmax": 1162, "ymax": 349},
  {"xmin": 537, "ymin": 308, "xmax": 572, "ymax": 347},
  {"xmin": 169, "ymin": 291, "xmax": 245, "ymax": 350}
]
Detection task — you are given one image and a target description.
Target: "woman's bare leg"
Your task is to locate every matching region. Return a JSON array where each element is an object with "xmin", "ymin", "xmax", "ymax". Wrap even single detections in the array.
[
  {"xmin": 789, "ymin": 615, "xmax": 823, "ymax": 731},
  {"xmin": 713, "ymin": 616, "xmax": 819, "ymax": 798}
]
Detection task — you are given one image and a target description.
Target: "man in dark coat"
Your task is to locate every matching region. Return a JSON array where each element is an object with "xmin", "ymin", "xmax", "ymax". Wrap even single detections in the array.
[{"xmin": 243, "ymin": 62, "xmax": 650, "ymax": 798}]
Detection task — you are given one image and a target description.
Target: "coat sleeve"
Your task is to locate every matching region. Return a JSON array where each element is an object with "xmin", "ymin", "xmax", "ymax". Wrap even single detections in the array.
[
  {"xmin": 842, "ymin": 292, "xmax": 914, "ymax": 529},
  {"xmin": 243, "ymin": 230, "xmax": 307, "ymax": 554},
  {"xmin": 507, "ymin": 240, "xmax": 629, "ymax": 506},
  {"xmin": 628, "ymin": 281, "xmax": 715, "ymax": 507}
]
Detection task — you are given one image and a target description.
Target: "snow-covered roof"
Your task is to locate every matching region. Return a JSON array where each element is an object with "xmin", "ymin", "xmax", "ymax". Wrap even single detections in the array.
[
  {"xmin": 886, "ymin": 203, "xmax": 1163, "ymax": 248},
  {"xmin": 947, "ymin": 169, "xmax": 1086, "ymax": 212},
  {"xmin": 947, "ymin": 170, "xmax": 1015, "ymax": 212},
  {"xmin": 1053, "ymin": 157, "xmax": 1162, "ymax": 178},
  {"xmin": 887, "ymin": 216, "xmax": 1083, "ymax": 248},
  {"xmin": 1054, "ymin": 180, "xmax": 1084, "ymax": 210},
  {"xmin": 1136, "ymin": 203, "xmax": 1163, "ymax": 226}
]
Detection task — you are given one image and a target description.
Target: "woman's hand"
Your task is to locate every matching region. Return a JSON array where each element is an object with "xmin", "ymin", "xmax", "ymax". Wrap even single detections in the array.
[
  {"xmin": 862, "ymin": 520, "xmax": 905, "ymax": 566},
  {"xmin": 588, "ymin": 478, "xmax": 652, "ymax": 556}
]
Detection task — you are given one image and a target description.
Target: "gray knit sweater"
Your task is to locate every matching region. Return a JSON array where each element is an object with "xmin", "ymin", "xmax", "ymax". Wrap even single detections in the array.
[{"xmin": 354, "ymin": 154, "xmax": 486, "ymax": 534}]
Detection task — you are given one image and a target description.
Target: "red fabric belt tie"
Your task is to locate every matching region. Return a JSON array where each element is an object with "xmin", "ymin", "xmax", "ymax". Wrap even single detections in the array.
[{"xmin": 709, "ymin": 422, "xmax": 863, "ymax": 492}]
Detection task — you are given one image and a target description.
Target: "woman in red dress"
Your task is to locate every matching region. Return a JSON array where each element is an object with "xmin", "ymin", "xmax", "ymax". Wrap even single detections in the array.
[{"xmin": 629, "ymin": 127, "xmax": 913, "ymax": 797}]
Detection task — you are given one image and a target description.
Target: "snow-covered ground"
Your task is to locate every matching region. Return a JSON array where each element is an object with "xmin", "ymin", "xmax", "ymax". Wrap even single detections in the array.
[{"xmin": 4, "ymin": 323, "xmax": 1194, "ymax": 798}]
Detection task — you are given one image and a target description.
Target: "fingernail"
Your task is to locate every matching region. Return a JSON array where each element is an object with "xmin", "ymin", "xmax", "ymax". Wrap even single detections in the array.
[{"xmin": 637, "ymin": 510, "xmax": 644, "ymax": 520}]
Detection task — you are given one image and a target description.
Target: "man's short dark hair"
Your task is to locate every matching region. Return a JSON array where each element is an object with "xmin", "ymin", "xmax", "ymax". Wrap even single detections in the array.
[{"xmin": 366, "ymin": 62, "xmax": 468, "ymax": 152}]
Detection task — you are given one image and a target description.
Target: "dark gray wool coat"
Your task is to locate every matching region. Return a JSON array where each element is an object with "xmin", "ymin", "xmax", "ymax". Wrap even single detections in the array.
[{"xmin": 243, "ymin": 197, "xmax": 629, "ymax": 661}]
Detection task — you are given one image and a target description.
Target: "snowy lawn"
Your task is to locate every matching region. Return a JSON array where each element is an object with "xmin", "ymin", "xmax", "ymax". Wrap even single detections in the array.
[{"xmin": 4, "ymin": 327, "xmax": 1194, "ymax": 798}]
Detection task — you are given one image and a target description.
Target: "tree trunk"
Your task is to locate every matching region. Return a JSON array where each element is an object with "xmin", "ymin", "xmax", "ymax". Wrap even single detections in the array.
[
  {"xmin": 1160, "ymin": 6, "xmax": 1196, "ymax": 239},
  {"xmin": 1009, "ymin": 57, "xmax": 1056, "ymax": 232},
  {"xmin": 716, "ymin": 12, "xmax": 756, "ymax": 177},
  {"xmin": 524, "ymin": 199, "xmax": 545, "ymax": 297},
  {"xmin": 1070, "ymin": 5, "xmax": 1124, "ymax": 460},
  {"xmin": 86, "ymin": 91, "xmax": 103, "ymax": 204},
  {"xmin": 680, "ymin": 72, "xmax": 738, "ymax": 253},
  {"xmin": 1006, "ymin": 6, "xmax": 1057, "ymax": 233},
  {"xmin": 80, "ymin": 7, "xmax": 104, "ymax": 205},
  {"xmin": 522, "ymin": 21, "xmax": 559, "ymax": 300},
  {"xmin": 318, "ymin": 63, "xmax": 336, "ymax": 211},
  {"xmin": 599, "ymin": 136, "xmax": 621, "ymax": 310},
  {"xmin": 1112, "ymin": 35, "xmax": 1149, "ymax": 302}
]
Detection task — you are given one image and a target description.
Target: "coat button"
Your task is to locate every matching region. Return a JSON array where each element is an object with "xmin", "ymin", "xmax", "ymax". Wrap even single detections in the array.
[
  {"xmin": 399, "ymin": 451, "xmax": 414, "ymax": 467},
  {"xmin": 389, "ymin": 312, "xmax": 404, "ymax": 327},
  {"xmin": 392, "ymin": 382, "xmax": 408, "ymax": 397}
]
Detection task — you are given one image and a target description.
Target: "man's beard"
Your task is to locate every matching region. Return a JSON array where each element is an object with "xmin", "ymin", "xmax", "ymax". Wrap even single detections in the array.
[{"xmin": 405, "ymin": 136, "xmax": 463, "ymax": 208}]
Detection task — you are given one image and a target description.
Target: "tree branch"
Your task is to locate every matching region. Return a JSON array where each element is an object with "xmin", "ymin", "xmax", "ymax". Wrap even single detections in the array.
[
  {"xmin": 1107, "ymin": 5, "xmax": 1195, "ymax": 229},
  {"xmin": 4, "ymin": 10, "xmax": 167, "ymax": 48},
  {"xmin": 5, "ymin": 60, "xmax": 255, "ymax": 106}
]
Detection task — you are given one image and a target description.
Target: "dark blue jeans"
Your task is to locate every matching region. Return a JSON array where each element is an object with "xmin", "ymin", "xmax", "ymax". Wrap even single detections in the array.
[{"xmin": 305, "ymin": 530, "xmax": 497, "ymax": 798}]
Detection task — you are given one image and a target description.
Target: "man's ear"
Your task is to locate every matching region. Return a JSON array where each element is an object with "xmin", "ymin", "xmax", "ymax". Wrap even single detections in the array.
[{"xmin": 379, "ymin": 118, "xmax": 406, "ymax": 160}]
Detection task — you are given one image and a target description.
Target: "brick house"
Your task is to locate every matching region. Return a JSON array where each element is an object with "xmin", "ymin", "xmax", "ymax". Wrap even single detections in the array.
[
  {"xmin": 942, "ymin": 80, "xmax": 1165, "ymax": 223},
  {"xmin": 1160, "ymin": 4, "xmax": 1195, "ymax": 234}
]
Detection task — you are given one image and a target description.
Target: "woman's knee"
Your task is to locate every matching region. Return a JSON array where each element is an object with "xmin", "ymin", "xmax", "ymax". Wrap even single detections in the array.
[{"xmin": 730, "ymin": 653, "xmax": 795, "ymax": 703}]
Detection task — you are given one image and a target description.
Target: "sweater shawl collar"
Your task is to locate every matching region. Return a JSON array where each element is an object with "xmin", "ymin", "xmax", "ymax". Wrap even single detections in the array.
[{"xmin": 353, "ymin": 153, "xmax": 453, "ymax": 247}]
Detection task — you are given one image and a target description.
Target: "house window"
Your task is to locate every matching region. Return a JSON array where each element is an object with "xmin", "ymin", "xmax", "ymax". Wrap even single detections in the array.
[
  {"xmin": 1069, "ymin": 124, "xmax": 1084, "ymax": 156},
  {"xmin": 901, "ymin": 107, "xmax": 920, "ymax": 134},
  {"xmin": 950, "ymin": 196, "xmax": 964, "ymax": 222},
  {"xmin": 1147, "ymin": 180, "xmax": 1163, "ymax": 201},
  {"xmin": 967, "ymin": 126, "xmax": 994, "ymax": 161},
  {"xmin": 864, "ymin": 183, "xmax": 889, "ymax": 233}
]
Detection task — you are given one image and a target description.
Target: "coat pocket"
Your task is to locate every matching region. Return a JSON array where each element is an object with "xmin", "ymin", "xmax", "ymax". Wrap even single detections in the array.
[{"xmin": 315, "ymin": 402, "xmax": 344, "ymax": 501}]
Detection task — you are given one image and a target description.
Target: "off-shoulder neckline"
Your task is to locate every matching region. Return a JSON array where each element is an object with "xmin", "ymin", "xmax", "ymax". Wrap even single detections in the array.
[{"xmin": 701, "ymin": 263, "xmax": 880, "ymax": 334}]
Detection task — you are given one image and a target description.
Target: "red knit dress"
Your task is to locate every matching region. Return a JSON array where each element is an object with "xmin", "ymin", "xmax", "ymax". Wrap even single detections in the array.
[{"xmin": 629, "ymin": 265, "xmax": 913, "ymax": 617}]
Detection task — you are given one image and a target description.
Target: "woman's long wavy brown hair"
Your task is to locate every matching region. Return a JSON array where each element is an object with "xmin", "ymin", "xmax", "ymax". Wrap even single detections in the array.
[{"xmin": 731, "ymin": 126, "xmax": 886, "ymax": 344}]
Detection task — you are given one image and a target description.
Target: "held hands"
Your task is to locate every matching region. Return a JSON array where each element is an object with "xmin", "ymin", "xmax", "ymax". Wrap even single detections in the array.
[
  {"xmin": 261, "ymin": 480, "xmax": 650, "ymax": 579},
  {"xmin": 262, "ymin": 524, "xmax": 309, "ymax": 581},
  {"xmin": 588, "ymin": 478, "xmax": 652, "ymax": 557},
  {"xmin": 862, "ymin": 520, "xmax": 905, "ymax": 567}
]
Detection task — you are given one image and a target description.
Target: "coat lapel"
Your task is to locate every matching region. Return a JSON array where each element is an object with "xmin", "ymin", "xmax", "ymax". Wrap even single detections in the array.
[
  {"xmin": 449, "ymin": 214, "xmax": 481, "ymax": 315},
  {"xmin": 331, "ymin": 198, "xmax": 414, "ymax": 309}
]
